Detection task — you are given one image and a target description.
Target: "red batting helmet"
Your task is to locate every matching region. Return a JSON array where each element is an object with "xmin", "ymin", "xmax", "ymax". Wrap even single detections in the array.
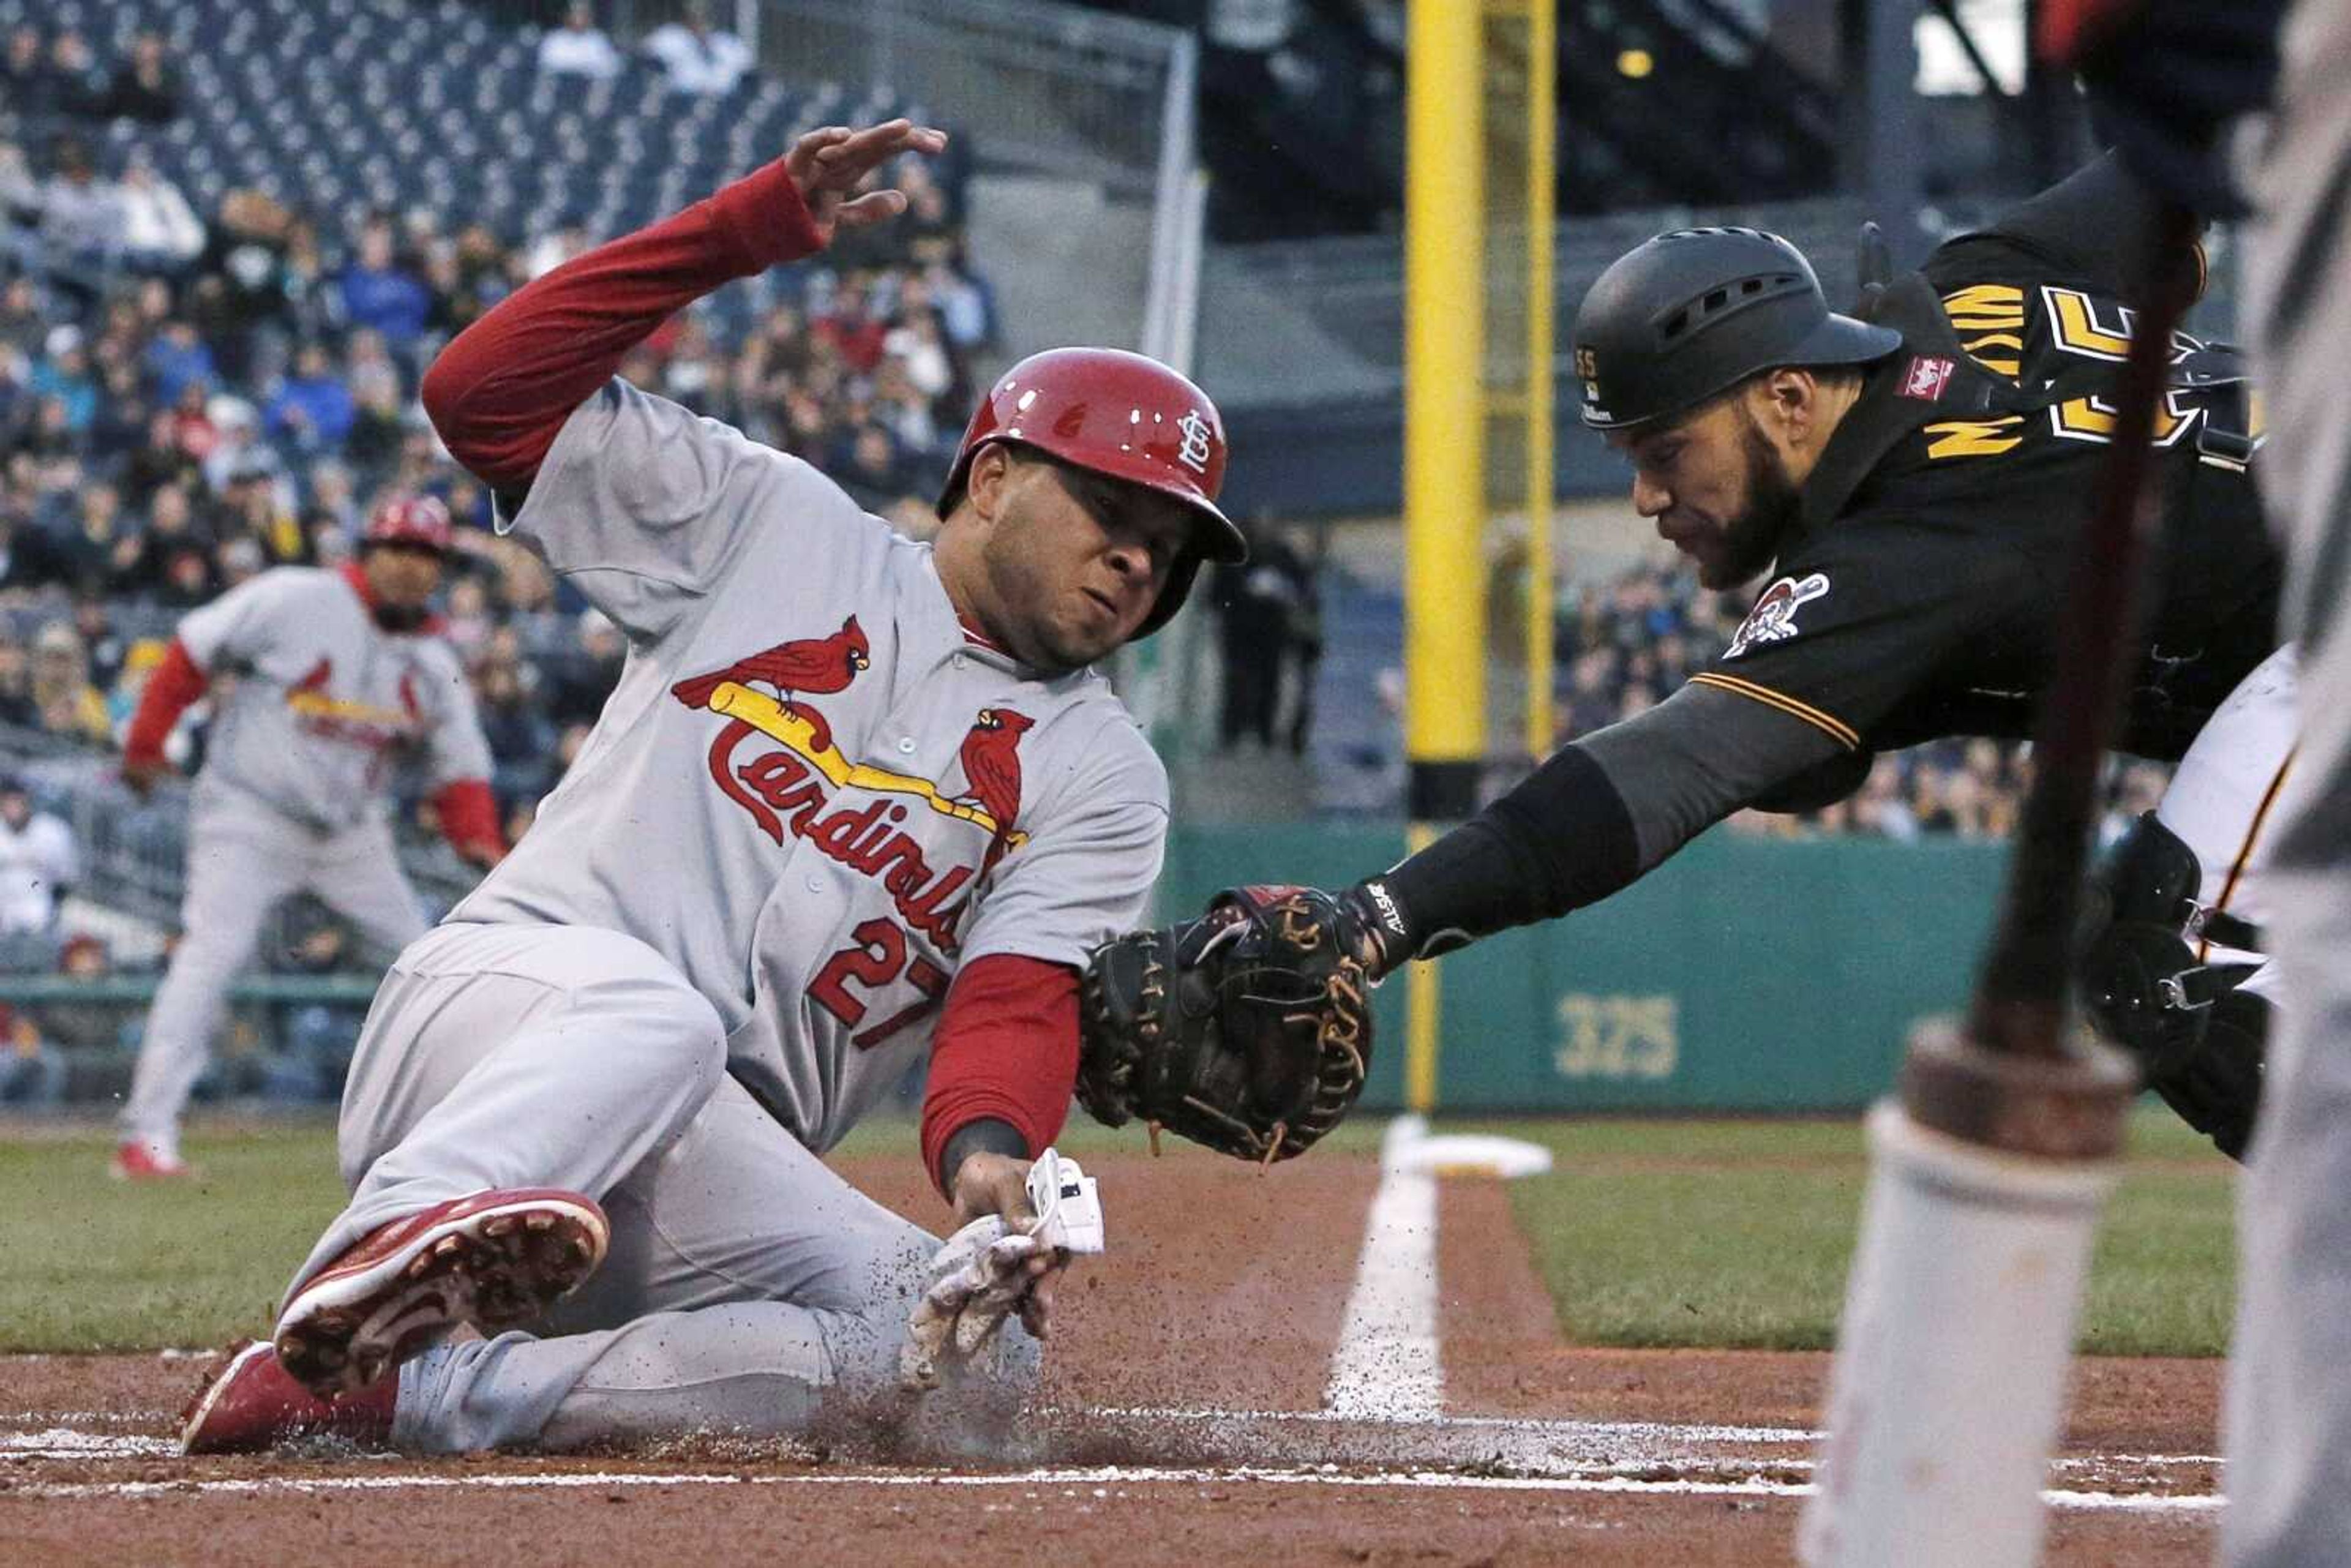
[
  {"xmin": 364, "ymin": 493, "xmax": 453, "ymax": 555},
  {"xmin": 936, "ymin": 347, "xmax": 1248, "ymax": 639}
]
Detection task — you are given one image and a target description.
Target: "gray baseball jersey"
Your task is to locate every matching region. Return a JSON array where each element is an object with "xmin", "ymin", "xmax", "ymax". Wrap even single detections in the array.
[
  {"xmin": 179, "ymin": 566, "xmax": 492, "ymax": 830},
  {"xmin": 453, "ymin": 377, "xmax": 1169, "ymax": 1148}
]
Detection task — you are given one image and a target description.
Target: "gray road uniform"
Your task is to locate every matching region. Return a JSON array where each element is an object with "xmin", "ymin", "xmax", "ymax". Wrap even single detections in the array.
[
  {"xmin": 289, "ymin": 379, "xmax": 1168, "ymax": 1452},
  {"xmin": 121, "ymin": 568, "xmax": 490, "ymax": 1160},
  {"xmin": 2225, "ymin": 2, "xmax": 2351, "ymax": 1560}
]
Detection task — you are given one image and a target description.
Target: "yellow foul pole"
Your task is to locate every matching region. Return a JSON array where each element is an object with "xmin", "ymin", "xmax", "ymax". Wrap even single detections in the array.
[
  {"xmin": 1402, "ymin": 0, "xmax": 1488, "ymax": 1113},
  {"xmin": 1523, "ymin": 0, "xmax": 1557, "ymax": 759}
]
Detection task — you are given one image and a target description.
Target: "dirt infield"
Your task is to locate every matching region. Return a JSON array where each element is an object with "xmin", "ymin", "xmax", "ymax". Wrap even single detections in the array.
[{"xmin": 0, "ymin": 1146, "xmax": 2221, "ymax": 1566}]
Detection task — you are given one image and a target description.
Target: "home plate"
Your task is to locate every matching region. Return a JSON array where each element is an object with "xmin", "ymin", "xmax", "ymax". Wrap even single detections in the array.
[{"xmin": 1387, "ymin": 1134, "xmax": 1552, "ymax": 1180}]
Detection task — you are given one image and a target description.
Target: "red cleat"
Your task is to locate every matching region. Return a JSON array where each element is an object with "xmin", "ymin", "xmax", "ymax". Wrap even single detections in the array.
[
  {"xmin": 110, "ymin": 1140, "xmax": 195, "ymax": 1182},
  {"xmin": 181, "ymin": 1341, "xmax": 396, "ymax": 1455},
  {"xmin": 273, "ymin": 1188, "xmax": 608, "ymax": 1398}
]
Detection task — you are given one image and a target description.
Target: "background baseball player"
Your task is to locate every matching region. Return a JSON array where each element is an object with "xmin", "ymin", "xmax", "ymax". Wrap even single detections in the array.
[
  {"xmin": 179, "ymin": 117, "xmax": 1248, "ymax": 1455},
  {"xmin": 1157, "ymin": 148, "xmax": 2287, "ymax": 1161},
  {"xmin": 113, "ymin": 495, "xmax": 504, "ymax": 1182}
]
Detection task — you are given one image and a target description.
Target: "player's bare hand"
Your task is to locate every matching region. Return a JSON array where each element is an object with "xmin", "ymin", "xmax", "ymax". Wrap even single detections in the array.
[
  {"xmin": 949, "ymin": 1150, "xmax": 1038, "ymax": 1228},
  {"xmin": 784, "ymin": 118, "xmax": 948, "ymax": 244},
  {"xmin": 121, "ymin": 754, "xmax": 173, "ymax": 800}
]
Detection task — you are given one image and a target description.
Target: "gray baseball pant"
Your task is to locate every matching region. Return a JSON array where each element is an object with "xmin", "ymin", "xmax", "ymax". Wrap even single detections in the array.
[
  {"xmin": 2224, "ymin": 2, "xmax": 2351, "ymax": 1561},
  {"xmin": 290, "ymin": 921, "xmax": 1032, "ymax": 1454},
  {"xmin": 121, "ymin": 787, "xmax": 428, "ymax": 1153}
]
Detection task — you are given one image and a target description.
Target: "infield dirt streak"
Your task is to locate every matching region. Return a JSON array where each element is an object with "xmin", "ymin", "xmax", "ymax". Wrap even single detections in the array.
[{"xmin": 0, "ymin": 1149, "xmax": 2222, "ymax": 1565}]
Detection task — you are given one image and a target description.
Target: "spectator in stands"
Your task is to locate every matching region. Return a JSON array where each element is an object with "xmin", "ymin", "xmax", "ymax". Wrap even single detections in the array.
[
  {"xmin": 833, "ymin": 421, "xmax": 906, "ymax": 512},
  {"xmin": 29, "ymin": 621, "xmax": 111, "ymax": 747},
  {"xmin": 916, "ymin": 237, "xmax": 996, "ymax": 351},
  {"xmin": 189, "ymin": 189, "xmax": 294, "ymax": 385},
  {"xmin": 265, "ymin": 340, "xmax": 356, "ymax": 457},
  {"xmin": 0, "ymin": 1006, "xmax": 65, "ymax": 1105},
  {"xmin": 144, "ymin": 316, "xmax": 217, "ymax": 410},
  {"xmin": 263, "ymin": 916, "xmax": 370, "ymax": 1104},
  {"xmin": 88, "ymin": 356, "xmax": 153, "ymax": 463},
  {"xmin": 0, "ymin": 632, "xmax": 37, "ymax": 727},
  {"xmin": 114, "ymin": 156, "xmax": 204, "ymax": 272},
  {"xmin": 114, "ymin": 482, "xmax": 217, "ymax": 606},
  {"xmin": 1853, "ymin": 756, "xmax": 1921, "ymax": 842},
  {"xmin": 641, "ymin": 0, "xmax": 753, "ymax": 96},
  {"xmin": 28, "ymin": 323, "xmax": 96, "ymax": 434},
  {"xmin": 70, "ymin": 594, "xmax": 126, "ymax": 694},
  {"xmin": 0, "ymin": 773, "xmax": 76, "ymax": 939},
  {"xmin": 476, "ymin": 654, "xmax": 557, "ymax": 808},
  {"xmin": 93, "ymin": 30, "xmax": 180, "ymax": 124},
  {"xmin": 198, "ymin": 397, "xmax": 280, "ymax": 497},
  {"xmin": 29, "ymin": 931, "xmax": 125, "ymax": 1074},
  {"xmin": 538, "ymin": 1, "xmax": 623, "ymax": 81},
  {"xmin": 335, "ymin": 215, "xmax": 432, "ymax": 351},
  {"xmin": 813, "ymin": 278, "xmax": 887, "ymax": 372},
  {"xmin": 542, "ymin": 607, "xmax": 624, "ymax": 727},
  {"xmin": 33, "ymin": 135, "xmax": 123, "ymax": 283},
  {"xmin": 1216, "ymin": 525, "xmax": 1315, "ymax": 752},
  {"xmin": 0, "ymin": 495, "xmax": 73, "ymax": 595},
  {"xmin": 0, "ymin": 275, "xmax": 45, "ymax": 361},
  {"xmin": 54, "ymin": 480, "xmax": 140, "ymax": 594},
  {"xmin": 0, "ymin": 27, "xmax": 54, "ymax": 121},
  {"xmin": 41, "ymin": 29, "xmax": 102, "ymax": 119}
]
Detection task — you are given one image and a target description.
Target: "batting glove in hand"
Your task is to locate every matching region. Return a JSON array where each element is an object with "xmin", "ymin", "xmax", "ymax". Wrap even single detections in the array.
[{"xmin": 899, "ymin": 1151, "xmax": 1103, "ymax": 1392}]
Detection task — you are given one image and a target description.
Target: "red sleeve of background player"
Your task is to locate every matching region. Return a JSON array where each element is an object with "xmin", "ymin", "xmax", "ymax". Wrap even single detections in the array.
[
  {"xmin": 920, "ymin": 955, "xmax": 1081, "ymax": 1198},
  {"xmin": 429, "ymin": 779, "xmax": 504, "ymax": 862},
  {"xmin": 419, "ymin": 159, "xmax": 826, "ymax": 492},
  {"xmin": 122, "ymin": 637, "xmax": 209, "ymax": 765}
]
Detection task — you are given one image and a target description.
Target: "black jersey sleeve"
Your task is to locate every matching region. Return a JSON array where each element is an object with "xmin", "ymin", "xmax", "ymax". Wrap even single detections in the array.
[{"xmin": 1690, "ymin": 514, "xmax": 2045, "ymax": 757}]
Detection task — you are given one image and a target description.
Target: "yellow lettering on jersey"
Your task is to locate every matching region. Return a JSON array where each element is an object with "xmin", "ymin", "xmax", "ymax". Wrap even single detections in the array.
[
  {"xmin": 1942, "ymin": 285, "xmax": 2028, "ymax": 380},
  {"xmin": 2042, "ymin": 285, "xmax": 2134, "ymax": 362},
  {"xmin": 1942, "ymin": 283, "xmax": 2025, "ymax": 329},
  {"xmin": 2047, "ymin": 391, "xmax": 2199, "ymax": 447},
  {"xmin": 1923, "ymin": 416, "xmax": 2026, "ymax": 459}
]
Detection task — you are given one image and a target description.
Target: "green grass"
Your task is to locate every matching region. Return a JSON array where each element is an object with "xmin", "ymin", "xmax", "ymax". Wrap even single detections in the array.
[
  {"xmin": 1484, "ymin": 1104, "xmax": 2238, "ymax": 1357},
  {"xmin": 0, "ymin": 1125, "xmax": 351, "ymax": 1351},
  {"xmin": 0, "ymin": 1107, "xmax": 2232, "ymax": 1357}
]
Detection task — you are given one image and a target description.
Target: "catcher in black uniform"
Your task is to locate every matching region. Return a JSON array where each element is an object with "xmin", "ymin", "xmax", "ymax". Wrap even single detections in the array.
[{"xmin": 1079, "ymin": 152, "xmax": 2285, "ymax": 1165}]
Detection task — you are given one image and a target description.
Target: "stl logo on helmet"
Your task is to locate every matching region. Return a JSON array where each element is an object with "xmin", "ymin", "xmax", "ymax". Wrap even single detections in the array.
[
  {"xmin": 1724, "ymin": 571, "xmax": 1831, "ymax": 660},
  {"xmin": 666, "ymin": 622, "xmax": 1033, "ymax": 961},
  {"xmin": 1175, "ymin": 409, "xmax": 1215, "ymax": 474}
]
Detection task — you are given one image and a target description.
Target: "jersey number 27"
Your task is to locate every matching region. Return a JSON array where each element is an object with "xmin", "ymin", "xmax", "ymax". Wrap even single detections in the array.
[{"xmin": 811, "ymin": 917, "xmax": 951, "ymax": 1049}]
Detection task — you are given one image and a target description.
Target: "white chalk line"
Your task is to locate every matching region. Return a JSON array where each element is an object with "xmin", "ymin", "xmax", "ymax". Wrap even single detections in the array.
[
  {"xmin": 0, "ymin": 1460, "xmax": 2221, "ymax": 1514},
  {"xmin": 1322, "ymin": 1115, "xmax": 1442, "ymax": 1419}
]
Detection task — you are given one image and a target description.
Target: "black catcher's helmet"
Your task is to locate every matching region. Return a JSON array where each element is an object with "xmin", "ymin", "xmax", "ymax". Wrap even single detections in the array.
[{"xmin": 1573, "ymin": 227, "xmax": 1901, "ymax": 431}]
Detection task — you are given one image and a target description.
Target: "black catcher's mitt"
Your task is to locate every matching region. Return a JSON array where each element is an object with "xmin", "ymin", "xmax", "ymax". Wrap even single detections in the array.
[{"xmin": 1077, "ymin": 885, "xmax": 1374, "ymax": 1164}]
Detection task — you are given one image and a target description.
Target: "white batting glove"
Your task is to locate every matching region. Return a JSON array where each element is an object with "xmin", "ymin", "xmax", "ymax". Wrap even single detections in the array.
[{"xmin": 899, "ymin": 1150, "xmax": 1103, "ymax": 1392}]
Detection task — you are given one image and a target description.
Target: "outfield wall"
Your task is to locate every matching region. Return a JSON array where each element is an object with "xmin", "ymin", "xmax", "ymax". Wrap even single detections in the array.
[{"xmin": 1160, "ymin": 827, "xmax": 2011, "ymax": 1114}]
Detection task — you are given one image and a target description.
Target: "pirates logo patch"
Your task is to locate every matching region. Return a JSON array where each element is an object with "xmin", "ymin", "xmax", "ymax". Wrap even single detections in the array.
[{"xmin": 1724, "ymin": 572, "xmax": 1831, "ymax": 659}]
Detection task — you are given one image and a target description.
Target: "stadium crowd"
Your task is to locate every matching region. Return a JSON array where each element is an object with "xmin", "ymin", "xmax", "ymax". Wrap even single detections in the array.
[{"xmin": 0, "ymin": 17, "xmax": 997, "ymax": 1108}]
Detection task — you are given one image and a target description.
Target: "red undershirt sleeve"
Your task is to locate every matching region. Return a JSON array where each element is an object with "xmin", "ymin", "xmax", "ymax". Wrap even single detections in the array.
[
  {"xmin": 122, "ymin": 637, "xmax": 209, "ymax": 765},
  {"xmin": 920, "ymin": 955, "xmax": 1081, "ymax": 1199},
  {"xmin": 429, "ymin": 778, "xmax": 504, "ymax": 860},
  {"xmin": 419, "ymin": 158, "xmax": 826, "ymax": 492}
]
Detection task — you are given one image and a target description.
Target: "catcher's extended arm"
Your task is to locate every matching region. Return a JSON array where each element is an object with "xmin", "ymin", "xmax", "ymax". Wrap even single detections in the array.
[{"xmin": 1077, "ymin": 885, "xmax": 1374, "ymax": 1164}]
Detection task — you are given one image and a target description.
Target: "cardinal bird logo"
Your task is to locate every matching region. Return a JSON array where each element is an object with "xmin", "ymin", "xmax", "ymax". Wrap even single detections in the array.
[
  {"xmin": 958, "ymin": 707, "xmax": 1034, "ymax": 875},
  {"xmin": 670, "ymin": 615, "xmax": 870, "ymax": 751}
]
